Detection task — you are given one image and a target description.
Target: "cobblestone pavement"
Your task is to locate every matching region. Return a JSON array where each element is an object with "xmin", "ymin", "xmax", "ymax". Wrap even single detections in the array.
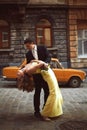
[{"xmin": 0, "ymin": 78, "xmax": 87, "ymax": 130}]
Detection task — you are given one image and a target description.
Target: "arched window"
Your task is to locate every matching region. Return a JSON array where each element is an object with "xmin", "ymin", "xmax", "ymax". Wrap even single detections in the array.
[
  {"xmin": 36, "ymin": 19, "xmax": 52, "ymax": 47},
  {"xmin": 0, "ymin": 20, "xmax": 10, "ymax": 48}
]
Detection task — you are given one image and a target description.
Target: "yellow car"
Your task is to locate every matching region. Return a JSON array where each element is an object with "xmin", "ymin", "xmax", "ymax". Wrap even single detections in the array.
[{"xmin": 2, "ymin": 58, "xmax": 86, "ymax": 87}]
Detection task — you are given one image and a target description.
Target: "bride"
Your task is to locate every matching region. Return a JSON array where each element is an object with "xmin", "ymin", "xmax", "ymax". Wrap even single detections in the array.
[{"xmin": 17, "ymin": 60, "xmax": 63, "ymax": 120}]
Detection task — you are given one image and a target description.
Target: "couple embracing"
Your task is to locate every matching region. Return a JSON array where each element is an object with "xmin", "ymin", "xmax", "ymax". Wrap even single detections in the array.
[{"xmin": 17, "ymin": 38, "xmax": 63, "ymax": 121}]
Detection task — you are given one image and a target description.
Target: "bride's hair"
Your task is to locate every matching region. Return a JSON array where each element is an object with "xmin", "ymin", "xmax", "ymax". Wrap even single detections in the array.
[{"xmin": 17, "ymin": 74, "xmax": 34, "ymax": 92}]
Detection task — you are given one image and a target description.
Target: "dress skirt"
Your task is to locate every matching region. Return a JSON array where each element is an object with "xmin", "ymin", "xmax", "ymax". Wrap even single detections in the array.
[{"xmin": 41, "ymin": 68, "xmax": 63, "ymax": 118}]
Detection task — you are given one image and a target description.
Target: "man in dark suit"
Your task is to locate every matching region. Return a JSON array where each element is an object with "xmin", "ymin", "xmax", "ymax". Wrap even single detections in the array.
[{"xmin": 24, "ymin": 38, "xmax": 51, "ymax": 119}]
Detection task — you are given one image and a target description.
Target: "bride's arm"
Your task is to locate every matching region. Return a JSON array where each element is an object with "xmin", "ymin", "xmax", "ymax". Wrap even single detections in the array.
[
  {"xmin": 25, "ymin": 61, "xmax": 44, "ymax": 74},
  {"xmin": 31, "ymin": 60, "xmax": 48, "ymax": 68},
  {"xmin": 17, "ymin": 60, "xmax": 48, "ymax": 78}
]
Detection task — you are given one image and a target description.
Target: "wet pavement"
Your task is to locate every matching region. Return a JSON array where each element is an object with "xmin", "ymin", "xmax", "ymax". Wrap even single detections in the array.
[{"xmin": 0, "ymin": 78, "xmax": 87, "ymax": 130}]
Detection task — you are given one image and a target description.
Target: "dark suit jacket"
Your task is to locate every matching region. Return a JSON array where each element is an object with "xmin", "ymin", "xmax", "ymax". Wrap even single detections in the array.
[{"xmin": 26, "ymin": 45, "xmax": 51, "ymax": 64}]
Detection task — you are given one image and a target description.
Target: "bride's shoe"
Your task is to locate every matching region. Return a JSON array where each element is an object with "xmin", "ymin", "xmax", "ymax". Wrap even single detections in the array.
[{"xmin": 42, "ymin": 116, "xmax": 51, "ymax": 121}]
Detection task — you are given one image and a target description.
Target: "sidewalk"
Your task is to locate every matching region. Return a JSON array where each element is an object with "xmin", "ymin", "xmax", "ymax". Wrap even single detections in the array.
[{"xmin": 0, "ymin": 79, "xmax": 87, "ymax": 130}]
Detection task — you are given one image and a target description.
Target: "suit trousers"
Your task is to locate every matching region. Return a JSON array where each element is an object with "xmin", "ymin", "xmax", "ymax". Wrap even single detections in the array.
[{"xmin": 33, "ymin": 73, "xmax": 49, "ymax": 113}]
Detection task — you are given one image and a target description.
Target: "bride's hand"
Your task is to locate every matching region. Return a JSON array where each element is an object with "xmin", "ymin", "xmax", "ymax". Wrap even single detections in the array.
[
  {"xmin": 31, "ymin": 60, "xmax": 39, "ymax": 63},
  {"xmin": 37, "ymin": 60, "xmax": 48, "ymax": 68},
  {"xmin": 17, "ymin": 70, "xmax": 24, "ymax": 79}
]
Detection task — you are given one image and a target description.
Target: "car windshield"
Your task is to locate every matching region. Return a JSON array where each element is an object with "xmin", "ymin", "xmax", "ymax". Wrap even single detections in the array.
[
  {"xmin": 50, "ymin": 59, "xmax": 63, "ymax": 69},
  {"xmin": 19, "ymin": 58, "xmax": 63, "ymax": 69}
]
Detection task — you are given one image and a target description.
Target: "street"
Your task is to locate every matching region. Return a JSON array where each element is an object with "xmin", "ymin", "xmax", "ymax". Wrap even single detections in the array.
[{"xmin": 0, "ymin": 78, "xmax": 87, "ymax": 130}]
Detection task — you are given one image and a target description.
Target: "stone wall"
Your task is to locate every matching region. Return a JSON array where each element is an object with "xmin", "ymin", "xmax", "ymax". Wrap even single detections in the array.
[
  {"xmin": 69, "ymin": 8, "xmax": 87, "ymax": 68},
  {"xmin": 25, "ymin": 8, "xmax": 68, "ymax": 63},
  {"xmin": 0, "ymin": 7, "xmax": 68, "ymax": 72}
]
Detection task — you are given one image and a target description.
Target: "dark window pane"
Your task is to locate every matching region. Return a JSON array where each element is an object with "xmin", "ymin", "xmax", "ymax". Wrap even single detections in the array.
[
  {"xmin": 78, "ymin": 30, "xmax": 83, "ymax": 39},
  {"xmin": 84, "ymin": 30, "xmax": 87, "ymax": 38},
  {"xmin": 84, "ymin": 40, "xmax": 87, "ymax": 54},
  {"xmin": 78, "ymin": 40, "xmax": 82, "ymax": 55}
]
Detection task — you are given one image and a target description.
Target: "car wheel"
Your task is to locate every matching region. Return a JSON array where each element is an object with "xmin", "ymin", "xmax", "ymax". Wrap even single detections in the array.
[{"xmin": 68, "ymin": 77, "xmax": 82, "ymax": 88}]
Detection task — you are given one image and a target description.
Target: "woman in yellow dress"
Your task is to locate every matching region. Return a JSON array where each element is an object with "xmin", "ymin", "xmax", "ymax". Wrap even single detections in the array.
[
  {"xmin": 41, "ymin": 68, "xmax": 63, "ymax": 118},
  {"xmin": 17, "ymin": 60, "xmax": 63, "ymax": 119}
]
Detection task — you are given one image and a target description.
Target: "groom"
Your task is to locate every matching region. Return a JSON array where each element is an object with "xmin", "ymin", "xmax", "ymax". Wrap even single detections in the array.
[{"xmin": 24, "ymin": 37, "xmax": 51, "ymax": 119}]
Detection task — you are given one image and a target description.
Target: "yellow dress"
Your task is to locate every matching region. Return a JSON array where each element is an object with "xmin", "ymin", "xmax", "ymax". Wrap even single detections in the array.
[{"xmin": 41, "ymin": 68, "xmax": 63, "ymax": 118}]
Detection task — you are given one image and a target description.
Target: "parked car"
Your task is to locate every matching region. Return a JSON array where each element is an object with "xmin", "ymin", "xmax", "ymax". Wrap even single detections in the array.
[{"xmin": 2, "ymin": 58, "xmax": 86, "ymax": 87}]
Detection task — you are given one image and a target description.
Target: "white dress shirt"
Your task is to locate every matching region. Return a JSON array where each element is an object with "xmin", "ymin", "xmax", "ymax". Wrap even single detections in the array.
[{"xmin": 32, "ymin": 45, "xmax": 38, "ymax": 60}]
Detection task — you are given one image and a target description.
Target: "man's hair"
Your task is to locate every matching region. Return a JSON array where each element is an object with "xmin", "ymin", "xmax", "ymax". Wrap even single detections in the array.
[{"xmin": 24, "ymin": 38, "xmax": 34, "ymax": 44}]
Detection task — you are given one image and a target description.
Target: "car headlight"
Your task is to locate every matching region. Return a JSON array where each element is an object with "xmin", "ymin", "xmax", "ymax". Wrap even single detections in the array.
[{"xmin": 2, "ymin": 76, "xmax": 7, "ymax": 79}]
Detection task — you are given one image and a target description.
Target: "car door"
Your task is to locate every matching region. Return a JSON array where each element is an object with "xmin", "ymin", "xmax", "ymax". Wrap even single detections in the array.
[{"xmin": 53, "ymin": 68, "xmax": 64, "ymax": 82}]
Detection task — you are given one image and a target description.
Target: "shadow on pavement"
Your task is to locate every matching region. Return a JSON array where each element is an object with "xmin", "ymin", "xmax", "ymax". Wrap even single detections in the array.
[
  {"xmin": 59, "ymin": 120, "xmax": 87, "ymax": 130},
  {"xmin": 0, "ymin": 113, "xmax": 42, "ymax": 126}
]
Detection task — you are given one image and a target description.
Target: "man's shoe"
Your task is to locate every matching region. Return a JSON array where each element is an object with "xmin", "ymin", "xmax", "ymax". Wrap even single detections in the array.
[
  {"xmin": 34, "ymin": 112, "xmax": 51, "ymax": 121},
  {"xmin": 34, "ymin": 112, "xmax": 42, "ymax": 118}
]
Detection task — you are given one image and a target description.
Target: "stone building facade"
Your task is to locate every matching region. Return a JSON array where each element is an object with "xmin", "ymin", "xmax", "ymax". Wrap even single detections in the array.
[{"xmin": 0, "ymin": 0, "xmax": 87, "ymax": 73}]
